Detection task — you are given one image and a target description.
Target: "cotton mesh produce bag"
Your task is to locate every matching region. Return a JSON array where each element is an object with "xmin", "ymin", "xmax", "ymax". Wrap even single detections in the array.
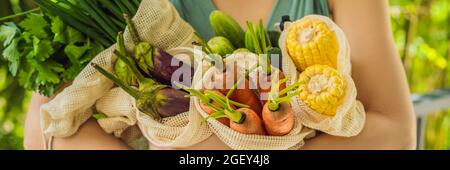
[
  {"xmin": 279, "ymin": 15, "xmax": 366, "ymax": 137},
  {"xmin": 40, "ymin": 0, "xmax": 212, "ymax": 149},
  {"xmin": 192, "ymin": 52, "xmax": 316, "ymax": 150}
]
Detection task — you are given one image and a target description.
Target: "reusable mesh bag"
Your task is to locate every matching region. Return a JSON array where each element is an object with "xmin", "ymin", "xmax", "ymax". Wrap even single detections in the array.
[
  {"xmin": 192, "ymin": 52, "xmax": 316, "ymax": 150},
  {"xmin": 40, "ymin": 0, "xmax": 212, "ymax": 148},
  {"xmin": 278, "ymin": 15, "xmax": 366, "ymax": 137}
]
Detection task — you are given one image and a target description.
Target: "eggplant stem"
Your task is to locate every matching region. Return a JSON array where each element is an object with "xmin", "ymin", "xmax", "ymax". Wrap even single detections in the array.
[
  {"xmin": 91, "ymin": 63, "xmax": 139, "ymax": 98},
  {"xmin": 113, "ymin": 50, "xmax": 152, "ymax": 84},
  {"xmin": 116, "ymin": 32, "xmax": 127, "ymax": 55},
  {"xmin": 123, "ymin": 13, "xmax": 140, "ymax": 44}
]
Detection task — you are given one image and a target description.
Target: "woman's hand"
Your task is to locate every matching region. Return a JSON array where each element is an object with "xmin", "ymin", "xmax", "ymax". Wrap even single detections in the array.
[
  {"xmin": 301, "ymin": 0, "xmax": 416, "ymax": 150},
  {"xmin": 24, "ymin": 93, "xmax": 129, "ymax": 150},
  {"xmin": 24, "ymin": 93, "xmax": 49, "ymax": 149}
]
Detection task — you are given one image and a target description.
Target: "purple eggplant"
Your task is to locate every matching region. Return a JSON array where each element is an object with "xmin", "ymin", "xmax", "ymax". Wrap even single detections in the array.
[
  {"xmin": 124, "ymin": 14, "xmax": 194, "ymax": 86},
  {"xmin": 92, "ymin": 50, "xmax": 190, "ymax": 119}
]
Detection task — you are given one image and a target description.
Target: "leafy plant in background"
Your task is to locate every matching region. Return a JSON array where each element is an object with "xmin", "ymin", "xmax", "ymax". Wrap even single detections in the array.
[
  {"xmin": 0, "ymin": 0, "xmax": 29, "ymax": 150},
  {"xmin": 1, "ymin": 0, "xmax": 141, "ymax": 96},
  {"xmin": 390, "ymin": 0, "xmax": 449, "ymax": 149},
  {"xmin": 1, "ymin": 14, "xmax": 103, "ymax": 96}
]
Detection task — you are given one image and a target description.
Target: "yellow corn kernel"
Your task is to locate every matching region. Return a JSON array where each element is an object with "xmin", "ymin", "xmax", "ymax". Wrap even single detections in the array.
[
  {"xmin": 298, "ymin": 65, "xmax": 346, "ymax": 116},
  {"xmin": 286, "ymin": 18, "xmax": 339, "ymax": 71}
]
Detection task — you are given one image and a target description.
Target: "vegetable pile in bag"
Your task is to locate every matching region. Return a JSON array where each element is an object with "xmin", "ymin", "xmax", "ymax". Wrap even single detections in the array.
[
  {"xmin": 279, "ymin": 15, "xmax": 366, "ymax": 137},
  {"xmin": 189, "ymin": 11, "xmax": 365, "ymax": 149},
  {"xmin": 40, "ymin": 0, "xmax": 212, "ymax": 149},
  {"xmin": 184, "ymin": 11, "xmax": 316, "ymax": 150},
  {"xmin": 190, "ymin": 53, "xmax": 315, "ymax": 150}
]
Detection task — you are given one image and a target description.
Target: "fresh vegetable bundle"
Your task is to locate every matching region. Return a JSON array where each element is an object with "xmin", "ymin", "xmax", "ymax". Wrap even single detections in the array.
[
  {"xmin": 34, "ymin": 0, "xmax": 142, "ymax": 47},
  {"xmin": 0, "ymin": 0, "xmax": 141, "ymax": 96},
  {"xmin": 190, "ymin": 11, "xmax": 296, "ymax": 137},
  {"xmin": 0, "ymin": 13, "xmax": 103, "ymax": 96},
  {"xmin": 40, "ymin": 0, "xmax": 209, "ymax": 148},
  {"xmin": 186, "ymin": 10, "xmax": 365, "ymax": 149},
  {"xmin": 36, "ymin": 0, "xmax": 365, "ymax": 150},
  {"xmin": 279, "ymin": 15, "xmax": 365, "ymax": 137},
  {"xmin": 92, "ymin": 16, "xmax": 193, "ymax": 119}
]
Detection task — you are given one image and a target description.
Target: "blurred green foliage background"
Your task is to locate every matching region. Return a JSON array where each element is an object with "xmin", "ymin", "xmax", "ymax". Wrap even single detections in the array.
[
  {"xmin": 0, "ymin": 0, "xmax": 449, "ymax": 150},
  {"xmin": 390, "ymin": 0, "xmax": 450, "ymax": 150}
]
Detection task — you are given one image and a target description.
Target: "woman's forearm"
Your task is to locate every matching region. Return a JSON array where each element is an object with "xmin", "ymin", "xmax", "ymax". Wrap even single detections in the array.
[
  {"xmin": 24, "ymin": 93, "xmax": 50, "ymax": 150},
  {"xmin": 24, "ymin": 93, "xmax": 129, "ymax": 150},
  {"xmin": 52, "ymin": 118, "xmax": 130, "ymax": 150},
  {"xmin": 301, "ymin": 111, "xmax": 416, "ymax": 150}
]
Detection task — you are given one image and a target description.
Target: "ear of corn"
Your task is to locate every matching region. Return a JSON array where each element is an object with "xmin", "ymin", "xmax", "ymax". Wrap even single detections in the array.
[
  {"xmin": 298, "ymin": 65, "xmax": 346, "ymax": 116},
  {"xmin": 286, "ymin": 18, "xmax": 339, "ymax": 71}
]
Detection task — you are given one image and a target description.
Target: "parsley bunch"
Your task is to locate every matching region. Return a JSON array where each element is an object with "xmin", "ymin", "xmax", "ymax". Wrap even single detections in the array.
[
  {"xmin": 0, "ymin": 13, "xmax": 104, "ymax": 96},
  {"xmin": 0, "ymin": 0, "xmax": 141, "ymax": 96}
]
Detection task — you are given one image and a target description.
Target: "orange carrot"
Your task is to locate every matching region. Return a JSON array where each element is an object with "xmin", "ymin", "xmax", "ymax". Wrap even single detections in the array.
[
  {"xmin": 199, "ymin": 91, "xmax": 231, "ymax": 126},
  {"xmin": 229, "ymin": 108, "xmax": 266, "ymax": 135},
  {"xmin": 174, "ymin": 82, "xmax": 248, "ymax": 126},
  {"xmin": 211, "ymin": 64, "xmax": 263, "ymax": 115},
  {"xmin": 261, "ymin": 78, "xmax": 302, "ymax": 136},
  {"xmin": 257, "ymin": 70, "xmax": 286, "ymax": 104},
  {"xmin": 262, "ymin": 102, "xmax": 294, "ymax": 136},
  {"xmin": 203, "ymin": 89, "xmax": 266, "ymax": 135}
]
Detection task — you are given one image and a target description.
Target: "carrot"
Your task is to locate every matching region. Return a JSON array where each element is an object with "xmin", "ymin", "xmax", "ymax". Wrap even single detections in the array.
[
  {"xmin": 256, "ymin": 51, "xmax": 287, "ymax": 104},
  {"xmin": 230, "ymin": 108, "xmax": 266, "ymax": 135},
  {"xmin": 199, "ymin": 91, "xmax": 231, "ymax": 126},
  {"xmin": 202, "ymin": 87, "xmax": 266, "ymax": 135},
  {"xmin": 174, "ymin": 83, "xmax": 248, "ymax": 126},
  {"xmin": 262, "ymin": 102, "xmax": 294, "ymax": 136},
  {"xmin": 261, "ymin": 78, "xmax": 302, "ymax": 136},
  {"xmin": 220, "ymin": 63, "xmax": 262, "ymax": 115},
  {"xmin": 257, "ymin": 69, "xmax": 286, "ymax": 104},
  {"xmin": 194, "ymin": 33, "xmax": 262, "ymax": 115},
  {"xmin": 203, "ymin": 63, "xmax": 262, "ymax": 115}
]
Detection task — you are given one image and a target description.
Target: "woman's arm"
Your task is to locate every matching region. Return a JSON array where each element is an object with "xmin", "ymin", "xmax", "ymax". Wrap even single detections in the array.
[
  {"xmin": 24, "ymin": 93, "xmax": 129, "ymax": 150},
  {"xmin": 302, "ymin": 0, "xmax": 416, "ymax": 150}
]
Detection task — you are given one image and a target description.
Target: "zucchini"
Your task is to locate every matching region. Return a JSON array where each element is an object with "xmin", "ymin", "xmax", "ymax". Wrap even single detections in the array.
[
  {"xmin": 210, "ymin": 10, "xmax": 245, "ymax": 48},
  {"xmin": 207, "ymin": 36, "xmax": 235, "ymax": 57},
  {"xmin": 233, "ymin": 48, "xmax": 251, "ymax": 54}
]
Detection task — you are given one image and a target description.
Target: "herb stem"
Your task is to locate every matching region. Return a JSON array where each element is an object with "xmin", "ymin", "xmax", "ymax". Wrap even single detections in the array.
[{"xmin": 0, "ymin": 8, "xmax": 40, "ymax": 22}]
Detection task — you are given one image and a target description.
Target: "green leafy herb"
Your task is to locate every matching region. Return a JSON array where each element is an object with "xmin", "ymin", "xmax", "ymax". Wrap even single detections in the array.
[
  {"xmin": 2, "ymin": 38, "xmax": 20, "ymax": 76},
  {"xmin": 19, "ymin": 13, "xmax": 49, "ymax": 39},
  {"xmin": 0, "ymin": 22, "xmax": 19, "ymax": 46},
  {"xmin": 0, "ymin": 13, "xmax": 103, "ymax": 96}
]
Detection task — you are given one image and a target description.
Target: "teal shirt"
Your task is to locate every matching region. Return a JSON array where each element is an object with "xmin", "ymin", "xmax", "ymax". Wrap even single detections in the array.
[{"xmin": 171, "ymin": 0, "xmax": 330, "ymax": 39}]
